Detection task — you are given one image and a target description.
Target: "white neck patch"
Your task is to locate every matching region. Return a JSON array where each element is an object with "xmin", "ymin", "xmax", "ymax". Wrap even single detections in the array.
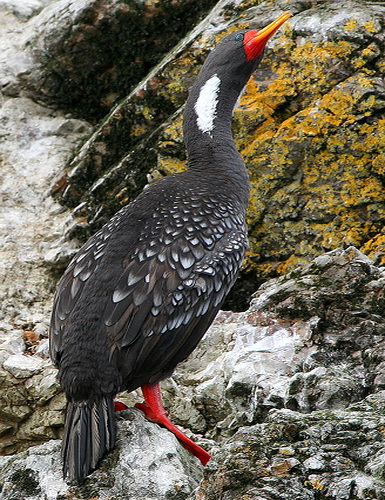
[{"xmin": 194, "ymin": 74, "xmax": 221, "ymax": 135}]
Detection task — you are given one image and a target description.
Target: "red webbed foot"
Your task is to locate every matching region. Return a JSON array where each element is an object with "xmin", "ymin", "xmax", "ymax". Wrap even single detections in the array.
[
  {"xmin": 135, "ymin": 383, "xmax": 211, "ymax": 466},
  {"xmin": 114, "ymin": 401, "xmax": 129, "ymax": 411}
]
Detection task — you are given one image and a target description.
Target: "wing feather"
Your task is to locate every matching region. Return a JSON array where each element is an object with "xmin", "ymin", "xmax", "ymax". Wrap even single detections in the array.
[{"xmin": 50, "ymin": 193, "xmax": 248, "ymax": 392}]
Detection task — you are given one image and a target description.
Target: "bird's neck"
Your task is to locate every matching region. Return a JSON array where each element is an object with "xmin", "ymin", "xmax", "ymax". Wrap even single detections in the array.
[{"xmin": 183, "ymin": 72, "xmax": 248, "ymax": 181}]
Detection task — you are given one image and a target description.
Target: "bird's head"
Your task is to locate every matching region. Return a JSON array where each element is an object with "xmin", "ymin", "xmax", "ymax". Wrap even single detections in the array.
[
  {"xmin": 202, "ymin": 12, "xmax": 292, "ymax": 81},
  {"xmin": 241, "ymin": 11, "xmax": 292, "ymax": 63},
  {"xmin": 185, "ymin": 12, "xmax": 292, "ymax": 144}
]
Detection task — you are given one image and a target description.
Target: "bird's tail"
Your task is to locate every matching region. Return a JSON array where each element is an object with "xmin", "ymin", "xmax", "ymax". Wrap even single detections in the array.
[{"xmin": 61, "ymin": 396, "xmax": 116, "ymax": 484}]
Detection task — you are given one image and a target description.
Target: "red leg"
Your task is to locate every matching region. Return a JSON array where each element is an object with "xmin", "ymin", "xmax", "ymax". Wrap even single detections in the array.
[{"xmin": 135, "ymin": 383, "xmax": 211, "ymax": 466}]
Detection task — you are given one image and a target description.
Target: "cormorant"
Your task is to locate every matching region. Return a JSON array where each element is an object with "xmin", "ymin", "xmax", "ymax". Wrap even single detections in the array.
[{"xmin": 49, "ymin": 11, "xmax": 291, "ymax": 483}]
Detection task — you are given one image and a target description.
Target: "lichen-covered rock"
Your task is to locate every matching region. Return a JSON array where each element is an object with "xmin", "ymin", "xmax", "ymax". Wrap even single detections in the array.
[{"xmin": 197, "ymin": 393, "xmax": 385, "ymax": 499}]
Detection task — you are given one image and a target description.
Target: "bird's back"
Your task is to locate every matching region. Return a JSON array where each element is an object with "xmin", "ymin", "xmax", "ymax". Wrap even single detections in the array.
[{"xmin": 50, "ymin": 170, "xmax": 249, "ymax": 396}]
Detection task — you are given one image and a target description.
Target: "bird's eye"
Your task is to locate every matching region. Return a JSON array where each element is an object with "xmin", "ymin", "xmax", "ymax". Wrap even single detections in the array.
[{"xmin": 234, "ymin": 33, "xmax": 244, "ymax": 42}]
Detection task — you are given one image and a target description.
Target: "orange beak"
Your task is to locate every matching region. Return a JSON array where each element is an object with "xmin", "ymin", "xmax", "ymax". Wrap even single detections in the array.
[{"xmin": 244, "ymin": 11, "xmax": 292, "ymax": 61}]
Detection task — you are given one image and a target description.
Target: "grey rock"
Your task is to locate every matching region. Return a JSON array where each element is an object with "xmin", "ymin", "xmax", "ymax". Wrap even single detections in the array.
[
  {"xmin": 197, "ymin": 394, "xmax": 385, "ymax": 499},
  {"xmin": 0, "ymin": 409, "xmax": 203, "ymax": 500},
  {"xmin": 1, "ymin": 0, "xmax": 218, "ymax": 120},
  {"xmin": 0, "ymin": 95, "xmax": 92, "ymax": 336},
  {"xmin": 0, "ymin": 0, "xmax": 56, "ymax": 18},
  {"xmin": 0, "ymin": 332, "xmax": 25, "ymax": 366}
]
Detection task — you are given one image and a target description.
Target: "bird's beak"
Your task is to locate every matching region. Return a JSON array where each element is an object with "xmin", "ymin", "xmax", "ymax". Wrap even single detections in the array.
[{"xmin": 245, "ymin": 11, "xmax": 292, "ymax": 60}]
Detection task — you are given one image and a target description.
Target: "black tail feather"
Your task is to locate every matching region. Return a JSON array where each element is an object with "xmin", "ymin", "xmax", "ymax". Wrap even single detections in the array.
[{"xmin": 62, "ymin": 396, "xmax": 116, "ymax": 484}]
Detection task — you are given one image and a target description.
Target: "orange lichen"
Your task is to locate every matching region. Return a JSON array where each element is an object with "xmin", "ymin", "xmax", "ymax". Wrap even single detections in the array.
[
  {"xmin": 234, "ymin": 27, "xmax": 385, "ymax": 276},
  {"xmin": 361, "ymin": 234, "xmax": 385, "ymax": 264},
  {"xmin": 157, "ymin": 156, "xmax": 186, "ymax": 176}
]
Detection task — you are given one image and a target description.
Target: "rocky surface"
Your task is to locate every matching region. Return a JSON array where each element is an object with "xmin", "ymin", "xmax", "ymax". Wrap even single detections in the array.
[
  {"xmin": 197, "ymin": 393, "xmax": 385, "ymax": 499},
  {"xmin": 2, "ymin": 247, "xmax": 385, "ymax": 498},
  {"xmin": 1, "ymin": 0, "xmax": 217, "ymax": 121},
  {"xmin": 1, "ymin": 0, "xmax": 385, "ymax": 499},
  {"xmin": 0, "ymin": 410, "xmax": 203, "ymax": 500}
]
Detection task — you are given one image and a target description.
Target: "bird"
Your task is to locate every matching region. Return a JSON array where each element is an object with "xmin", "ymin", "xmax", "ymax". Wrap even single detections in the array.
[{"xmin": 49, "ymin": 11, "xmax": 291, "ymax": 484}]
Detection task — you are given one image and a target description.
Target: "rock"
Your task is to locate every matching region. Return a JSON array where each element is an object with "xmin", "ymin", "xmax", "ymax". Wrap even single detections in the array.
[
  {"xmin": 0, "ymin": 95, "xmax": 92, "ymax": 337},
  {"xmin": 25, "ymin": 368, "xmax": 59, "ymax": 402},
  {"xmin": 0, "ymin": 0, "xmax": 55, "ymax": 18},
  {"xmin": 3, "ymin": 354, "xmax": 48, "ymax": 379},
  {"xmin": 32, "ymin": 338, "xmax": 50, "ymax": 359},
  {"xmin": 0, "ymin": 333, "xmax": 25, "ymax": 366},
  {"xmin": 0, "ymin": 409, "xmax": 203, "ymax": 500},
  {"xmin": 168, "ymin": 248, "xmax": 385, "ymax": 430},
  {"xmin": 2, "ymin": 0, "xmax": 217, "ymax": 120},
  {"xmin": 6, "ymin": 244, "xmax": 385, "ymax": 495},
  {"xmin": 196, "ymin": 393, "xmax": 385, "ymax": 499}
]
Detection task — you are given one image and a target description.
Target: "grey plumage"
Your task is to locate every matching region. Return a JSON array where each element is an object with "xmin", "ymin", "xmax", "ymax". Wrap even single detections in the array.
[{"xmin": 49, "ymin": 23, "xmax": 277, "ymax": 483}]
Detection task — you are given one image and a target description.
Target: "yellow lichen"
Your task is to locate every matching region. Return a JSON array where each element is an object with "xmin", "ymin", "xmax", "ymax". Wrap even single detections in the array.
[
  {"xmin": 142, "ymin": 107, "xmax": 154, "ymax": 120},
  {"xmin": 130, "ymin": 124, "xmax": 148, "ymax": 137},
  {"xmin": 344, "ymin": 18, "xmax": 358, "ymax": 31},
  {"xmin": 276, "ymin": 256, "xmax": 309, "ymax": 275},
  {"xmin": 361, "ymin": 234, "xmax": 385, "ymax": 264},
  {"xmin": 364, "ymin": 20, "xmax": 379, "ymax": 34},
  {"xmin": 304, "ymin": 476, "xmax": 325, "ymax": 490},
  {"xmin": 157, "ymin": 156, "xmax": 186, "ymax": 175}
]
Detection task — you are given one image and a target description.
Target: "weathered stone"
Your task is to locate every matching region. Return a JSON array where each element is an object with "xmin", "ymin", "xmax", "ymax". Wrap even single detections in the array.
[
  {"xmin": 161, "ymin": 247, "xmax": 385, "ymax": 499},
  {"xmin": 196, "ymin": 393, "xmax": 385, "ymax": 499},
  {"xmin": 2, "ymin": 0, "xmax": 217, "ymax": 121},
  {"xmin": 0, "ymin": 95, "xmax": 92, "ymax": 339},
  {"xmin": 32, "ymin": 338, "xmax": 50, "ymax": 358},
  {"xmin": 0, "ymin": 333, "xmax": 25, "ymax": 365},
  {"xmin": 3, "ymin": 354, "xmax": 48, "ymax": 379},
  {"xmin": 0, "ymin": 409, "xmax": 203, "ymax": 500},
  {"xmin": 24, "ymin": 368, "xmax": 60, "ymax": 403},
  {"xmin": 0, "ymin": 0, "xmax": 55, "ymax": 18}
]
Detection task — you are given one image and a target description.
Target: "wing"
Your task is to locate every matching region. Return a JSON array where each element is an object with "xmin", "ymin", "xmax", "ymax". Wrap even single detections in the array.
[
  {"xmin": 105, "ymin": 227, "xmax": 247, "ymax": 390},
  {"xmin": 50, "ymin": 195, "xmax": 248, "ymax": 391},
  {"xmin": 49, "ymin": 210, "xmax": 127, "ymax": 366}
]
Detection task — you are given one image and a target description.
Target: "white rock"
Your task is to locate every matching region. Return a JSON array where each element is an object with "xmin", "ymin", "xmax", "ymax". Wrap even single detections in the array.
[
  {"xmin": 3, "ymin": 353, "xmax": 48, "ymax": 378},
  {"xmin": 0, "ymin": 332, "xmax": 25, "ymax": 355},
  {"xmin": 25, "ymin": 367, "xmax": 59, "ymax": 402},
  {"xmin": 0, "ymin": 0, "xmax": 56, "ymax": 18},
  {"xmin": 0, "ymin": 440, "xmax": 67, "ymax": 500},
  {"xmin": 303, "ymin": 455, "xmax": 327, "ymax": 472},
  {"xmin": 33, "ymin": 338, "xmax": 50, "ymax": 358}
]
